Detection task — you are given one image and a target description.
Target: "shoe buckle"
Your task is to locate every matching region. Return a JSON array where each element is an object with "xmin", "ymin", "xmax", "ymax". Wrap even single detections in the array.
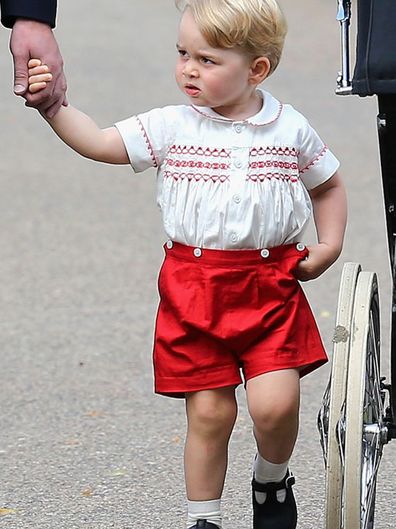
[{"xmin": 285, "ymin": 473, "xmax": 296, "ymax": 488}]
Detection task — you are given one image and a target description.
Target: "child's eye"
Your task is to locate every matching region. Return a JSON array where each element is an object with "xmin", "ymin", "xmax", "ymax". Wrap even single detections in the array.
[
  {"xmin": 177, "ymin": 49, "xmax": 188, "ymax": 58},
  {"xmin": 201, "ymin": 57, "xmax": 215, "ymax": 65}
]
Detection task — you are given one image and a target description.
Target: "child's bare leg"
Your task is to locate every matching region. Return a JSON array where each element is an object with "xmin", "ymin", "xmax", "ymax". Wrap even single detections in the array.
[
  {"xmin": 246, "ymin": 369, "xmax": 300, "ymax": 464},
  {"xmin": 185, "ymin": 386, "xmax": 237, "ymax": 499},
  {"xmin": 247, "ymin": 369, "xmax": 300, "ymax": 529}
]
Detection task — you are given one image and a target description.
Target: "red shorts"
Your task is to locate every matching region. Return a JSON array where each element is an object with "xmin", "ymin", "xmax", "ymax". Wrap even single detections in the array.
[{"xmin": 153, "ymin": 242, "xmax": 327, "ymax": 397}]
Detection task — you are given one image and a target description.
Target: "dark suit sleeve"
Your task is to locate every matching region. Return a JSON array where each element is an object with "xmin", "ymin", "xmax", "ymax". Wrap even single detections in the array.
[{"xmin": 1, "ymin": 0, "xmax": 57, "ymax": 29}]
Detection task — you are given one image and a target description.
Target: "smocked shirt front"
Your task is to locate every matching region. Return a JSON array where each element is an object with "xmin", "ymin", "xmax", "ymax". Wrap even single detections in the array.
[{"xmin": 115, "ymin": 89, "xmax": 340, "ymax": 250}]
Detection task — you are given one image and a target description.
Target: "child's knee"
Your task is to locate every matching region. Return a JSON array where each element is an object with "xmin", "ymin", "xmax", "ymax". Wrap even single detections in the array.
[
  {"xmin": 249, "ymin": 394, "xmax": 299, "ymax": 435},
  {"xmin": 247, "ymin": 370, "xmax": 300, "ymax": 434},
  {"xmin": 186, "ymin": 388, "xmax": 237, "ymax": 438}
]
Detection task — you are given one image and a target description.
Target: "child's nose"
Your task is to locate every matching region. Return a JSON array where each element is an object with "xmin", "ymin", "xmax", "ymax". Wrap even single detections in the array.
[{"xmin": 183, "ymin": 60, "xmax": 199, "ymax": 78}]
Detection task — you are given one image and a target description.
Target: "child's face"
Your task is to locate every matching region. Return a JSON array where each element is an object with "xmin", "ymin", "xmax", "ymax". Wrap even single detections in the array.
[{"xmin": 175, "ymin": 8, "xmax": 258, "ymax": 118}]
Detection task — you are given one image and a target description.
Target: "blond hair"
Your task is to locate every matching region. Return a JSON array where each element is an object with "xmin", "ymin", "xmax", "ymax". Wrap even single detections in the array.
[{"xmin": 176, "ymin": 0, "xmax": 287, "ymax": 75}]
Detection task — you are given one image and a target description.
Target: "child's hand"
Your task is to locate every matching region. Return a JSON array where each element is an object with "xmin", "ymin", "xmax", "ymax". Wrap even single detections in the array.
[
  {"xmin": 294, "ymin": 243, "xmax": 339, "ymax": 281},
  {"xmin": 28, "ymin": 59, "xmax": 53, "ymax": 94}
]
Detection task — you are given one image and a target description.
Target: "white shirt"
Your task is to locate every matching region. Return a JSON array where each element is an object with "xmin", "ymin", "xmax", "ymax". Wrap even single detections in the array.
[{"xmin": 115, "ymin": 89, "xmax": 340, "ymax": 250}]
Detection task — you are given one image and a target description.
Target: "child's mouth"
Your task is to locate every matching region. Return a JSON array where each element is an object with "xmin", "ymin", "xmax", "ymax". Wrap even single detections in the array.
[{"xmin": 185, "ymin": 85, "xmax": 201, "ymax": 97}]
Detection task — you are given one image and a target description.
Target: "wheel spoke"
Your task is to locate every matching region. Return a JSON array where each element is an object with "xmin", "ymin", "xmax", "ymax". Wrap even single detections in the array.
[
  {"xmin": 336, "ymin": 402, "xmax": 346, "ymax": 468},
  {"xmin": 343, "ymin": 272, "xmax": 386, "ymax": 529},
  {"xmin": 360, "ymin": 309, "xmax": 386, "ymax": 529}
]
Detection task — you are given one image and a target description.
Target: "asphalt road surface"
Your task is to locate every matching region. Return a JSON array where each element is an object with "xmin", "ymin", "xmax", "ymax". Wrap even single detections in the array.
[{"xmin": 0, "ymin": 1, "xmax": 395, "ymax": 528}]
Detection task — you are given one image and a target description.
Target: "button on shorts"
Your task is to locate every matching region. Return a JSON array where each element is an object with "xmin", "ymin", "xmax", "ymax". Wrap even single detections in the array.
[{"xmin": 153, "ymin": 242, "xmax": 327, "ymax": 397}]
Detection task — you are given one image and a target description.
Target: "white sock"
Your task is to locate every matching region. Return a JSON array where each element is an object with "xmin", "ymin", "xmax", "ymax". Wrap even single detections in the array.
[
  {"xmin": 253, "ymin": 454, "xmax": 289, "ymax": 504},
  {"xmin": 187, "ymin": 499, "xmax": 222, "ymax": 528}
]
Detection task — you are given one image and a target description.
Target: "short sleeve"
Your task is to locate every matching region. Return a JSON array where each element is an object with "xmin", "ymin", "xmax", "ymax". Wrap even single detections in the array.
[
  {"xmin": 115, "ymin": 106, "xmax": 178, "ymax": 173},
  {"xmin": 298, "ymin": 119, "xmax": 340, "ymax": 190}
]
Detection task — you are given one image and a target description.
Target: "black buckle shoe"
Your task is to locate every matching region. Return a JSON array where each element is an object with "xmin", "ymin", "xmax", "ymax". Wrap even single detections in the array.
[
  {"xmin": 188, "ymin": 521, "xmax": 220, "ymax": 529},
  {"xmin": 252, "ymin": 470, "xmax": 297, "ymax": 529}
]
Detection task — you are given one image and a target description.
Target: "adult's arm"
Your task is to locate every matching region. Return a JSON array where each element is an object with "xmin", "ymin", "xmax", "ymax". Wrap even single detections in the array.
[
  {"xmin": 1, "ymin": 0, "xmax": 57, "ymax": 29},
  {"xmin": 1, "ymin": 0, "xmax": 66, "ymax": 118}
]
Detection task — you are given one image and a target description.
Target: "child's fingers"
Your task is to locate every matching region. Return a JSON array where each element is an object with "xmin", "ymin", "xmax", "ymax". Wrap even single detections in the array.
[
  {"xmin": 28, "ymin": 59, "xmax": 42, "ymax": 68},
  {"xmin": 28, "ymin": 64, "xmax": 52, "ymax": 95},
  {"xmin": 29, "ymin": 73, "xmax": 52, "ymax": 85},
  {"xmin": 28, "ymin": 65, "xmax": 50, "ymax": 76},
  {"xmin": 29, "ymin": 82, "xmax": 48, "ymax": 94}
]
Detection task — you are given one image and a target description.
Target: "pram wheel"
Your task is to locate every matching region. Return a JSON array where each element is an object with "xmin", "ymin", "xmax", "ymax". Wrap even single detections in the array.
[
  {"xmin": 318, "ymin": 262, "xmax": 360, "ymax": 529},
  {"xmin": 343, "ymin": 271, "xmax": 386, "ymax": 529},
  {"xmin": 319, "ymin": 268, "xmax": 388, "ymax": 529}
]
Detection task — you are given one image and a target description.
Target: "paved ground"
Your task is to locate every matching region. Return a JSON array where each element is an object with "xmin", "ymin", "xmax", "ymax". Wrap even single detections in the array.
[{"xmin": 0, "ymin": 1, "xmax": 395, "ymax": 528}]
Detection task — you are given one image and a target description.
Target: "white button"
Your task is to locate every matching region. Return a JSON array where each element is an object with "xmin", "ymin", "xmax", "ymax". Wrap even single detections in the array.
[
  {"xmin": 166, "ymin": 240, "xmax": 173, "ymax": 249},
  {"xmin": 233, "ymin": 194, "xmax": 241, "ymax": 204},
  {"xmin": 234, "ymin": 124, "xmax": 242, "ymax": 133},
  {"xmin": 261, "ymin": 249, "xmax": 270, "ymax": 258},
  {"xmin": 230, "ymin": 233, "xmax": 238, "ymax": 243},
  {"xmin": 296, "ymin": 243, "xmax": 305, "ymax": 251},
  {"xmin": 193, "ymin": 248, "xmax": 202, "ymax": 257},
  {"xmin": 234, "ymin": 160, "xmax": 242, "ymax": 169}
]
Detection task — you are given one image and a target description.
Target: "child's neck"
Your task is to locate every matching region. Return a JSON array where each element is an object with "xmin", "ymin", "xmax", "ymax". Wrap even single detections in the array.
[{"xmin": 212, "ymin": 90, "xmax": 263, "ymax": 121}]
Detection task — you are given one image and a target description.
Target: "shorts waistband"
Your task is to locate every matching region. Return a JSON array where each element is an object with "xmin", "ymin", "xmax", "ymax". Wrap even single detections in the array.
[{"xmin": 163, "ymin": 241, "xmax": 308, "ymax": 265}]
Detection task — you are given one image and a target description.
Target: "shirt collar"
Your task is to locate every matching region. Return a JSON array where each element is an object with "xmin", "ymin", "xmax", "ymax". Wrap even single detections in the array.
[{"xmin": 191, "ymin": 89, "xmax": 283, "ymax": 126}]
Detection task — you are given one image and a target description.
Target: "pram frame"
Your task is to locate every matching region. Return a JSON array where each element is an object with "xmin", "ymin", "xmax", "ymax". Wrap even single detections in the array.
[{"xmin": 318, "ymin": 2, "xmax": 396, "ymax": 528}]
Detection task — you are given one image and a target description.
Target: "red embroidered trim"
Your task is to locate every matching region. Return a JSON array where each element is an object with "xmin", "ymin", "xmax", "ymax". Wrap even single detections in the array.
[
  {"xmin": 249, "ymin": 160, "xmax": 298, "ymax": 170},
  {"xmin": 164, "ymin": 171, "xmax": 229, "ymax": 183},
  {"xmin": 136, "ymin": 116, "xmax": 158, "ymax": 167},
  {"xmin": 168, "ymin": 145, "xmax": 230, "ymax": 158},
  {"xmin": 300, "ymin": 145, "xmax": 328, "ymax": 174},
  {"xmin": 247, "ymin": 173, "xmax": 299, "ymax": 182},
  {"xmin": 166, "ymin": 159, "xmax": 230, "ymax": 170},
  {"xmin": 250, "ymin": 146, "xmax": 298, "ymax": 157}
]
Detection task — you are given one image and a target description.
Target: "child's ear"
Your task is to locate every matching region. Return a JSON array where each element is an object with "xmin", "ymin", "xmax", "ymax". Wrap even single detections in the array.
[{"xmin": 249, "ymin": 57, "xmax": 271, "ymax": 85}]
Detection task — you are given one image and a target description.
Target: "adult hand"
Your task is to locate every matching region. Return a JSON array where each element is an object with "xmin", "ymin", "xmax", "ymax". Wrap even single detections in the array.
[{"xmin": 10, "ymin": 18, "xmax": 67, "ymax": 118}]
